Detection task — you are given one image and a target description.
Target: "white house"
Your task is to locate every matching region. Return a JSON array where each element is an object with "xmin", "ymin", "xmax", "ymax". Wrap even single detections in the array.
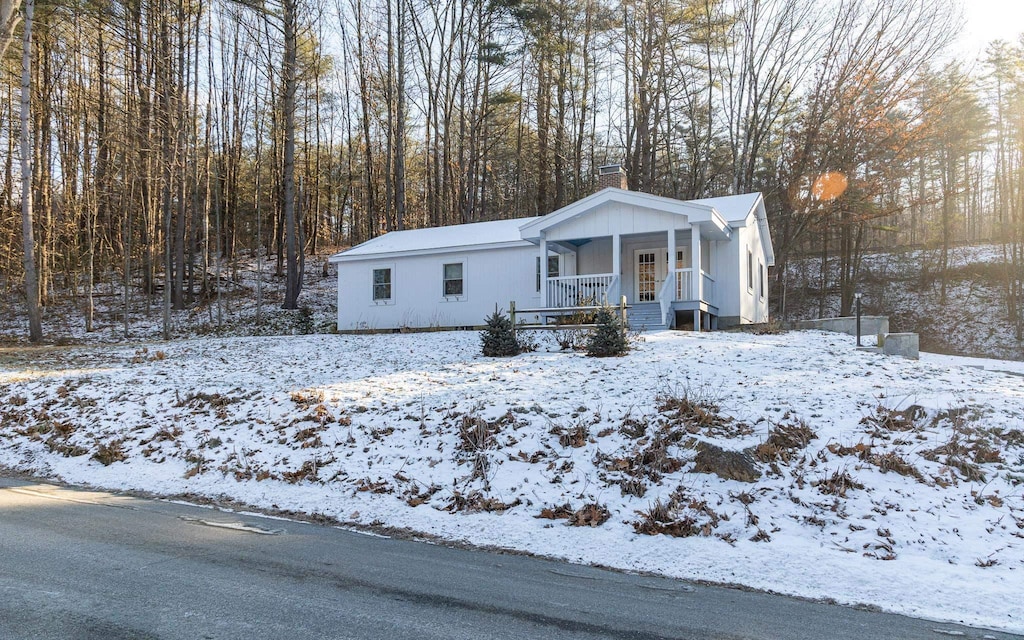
[{"xmin": 329, "ymin": 166, "xmax": 774, "ymax": 332}]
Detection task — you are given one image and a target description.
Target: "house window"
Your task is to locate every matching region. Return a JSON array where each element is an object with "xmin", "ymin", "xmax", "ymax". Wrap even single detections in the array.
[
  {"xmin": 372, "ymin": 267, "xmax": 392, "ymax": 301},
  {"xmin": 443, "ymin": 262, "xmax": 464, "ymax": 297},
  {"xmin": 758, "ymin": 262, "xmax": 765, "ymax": 300},
  {"xmin": 747, "ymin": 249, "xmax": 754, "ymax": 292},
  {"xmin": 538, "ymin": 255, "xmax": 559, "ymax": 292}
]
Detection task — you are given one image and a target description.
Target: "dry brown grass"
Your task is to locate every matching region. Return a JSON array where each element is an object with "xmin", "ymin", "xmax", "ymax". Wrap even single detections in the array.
[
  {"xmin": 556, "ymin": 422, "xmax": 589, "ymax": 448},
  {"xmin": 754, "ymin": 418, "xmax": 817, "ymax": 463},
  {"xmin": 536, "ymin": 503, "xmax": 574, "ymax": 520},
  {"xmin": 869, "ymin": 451, "xmax": 923, "ymax": 481},
  {"xmin": 860, "ymin": 404, "xmax": 926, "ymax": 437},
  {"xmin": 815, "ymin": 469, "xmax": 864, "ymax": 497},
  {"xmin": 656, "ymin": 389, "xmax": 731, "ymax": 433},
  {"xmin": 568, "ymin": 503, "xmax": 611, "ymax": 527},
  {"xmin": 91, "ymin": 439, "xmax": 127, "ymax": 466},
  {"xmin": 632, "ymin": 488, "xmax": 722, "ymax": 538},
  {"xmin": 444, "ymin": 491, "xmax": 521, "ymax": 513}
]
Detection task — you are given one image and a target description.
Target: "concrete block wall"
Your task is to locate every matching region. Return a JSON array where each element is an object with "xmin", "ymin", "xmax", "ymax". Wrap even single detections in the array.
[
  {"xmin": 793, "ymin": 316, "xmax": 889, "ymax": 337},
  {"xmin": 881, "ymin": 333, "xmax": 919, "ymax": 359}
]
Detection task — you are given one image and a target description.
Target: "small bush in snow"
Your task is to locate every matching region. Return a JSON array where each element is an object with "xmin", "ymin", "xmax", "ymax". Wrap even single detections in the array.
[
  {"xmin": 480, "ymin": 308, "xmax": 520, "ymax": 357},
  {"xmin": 586, "ymin": 305, "xmax": 629, "ymax": 357}
]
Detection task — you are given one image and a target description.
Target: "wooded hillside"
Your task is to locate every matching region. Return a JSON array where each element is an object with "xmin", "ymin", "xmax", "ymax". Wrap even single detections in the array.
[{"xmin": 1, "ymin": 0, "xmax": 1023, "ymax": 343}]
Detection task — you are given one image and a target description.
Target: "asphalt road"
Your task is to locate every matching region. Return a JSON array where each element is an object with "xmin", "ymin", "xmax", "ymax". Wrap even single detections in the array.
[{"xmin": 0, "ymin": 476, "xmax": 1016, "ymax": 640}]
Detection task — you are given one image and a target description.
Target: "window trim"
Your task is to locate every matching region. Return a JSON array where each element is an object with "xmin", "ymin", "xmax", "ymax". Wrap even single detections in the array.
[
  {"xmin": 758, "ymin": 261, "xmax": 765, "ymax": 300},
  {"xmin": 371, "ymin": 265, "xmax": 394, "ymax": 304},
  {"xmin": 442, "ymin": 261, "xmax": 465, "ymax": 300},
  {"xmin": 747, "ymin": 249, "xmax": 754, "ymax": 293}
]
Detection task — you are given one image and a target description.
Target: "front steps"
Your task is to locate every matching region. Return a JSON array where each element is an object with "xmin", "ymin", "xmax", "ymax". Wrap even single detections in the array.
[{"xmin": 627, "ymin": 302, "xmax": 668, "ymax": 331}]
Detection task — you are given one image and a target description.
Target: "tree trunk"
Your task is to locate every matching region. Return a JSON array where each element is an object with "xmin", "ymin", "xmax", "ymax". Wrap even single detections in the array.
[
  {"xmin": 19, "ymin": 0, "xmax": 41, "ymax": 342},
  {"xmin": 0, "ymin": 0, "xmax": 22, "ymax": 60},
  {"xmin": 281, "ymin": 0, "xmax": 300, "ymax": 309}
]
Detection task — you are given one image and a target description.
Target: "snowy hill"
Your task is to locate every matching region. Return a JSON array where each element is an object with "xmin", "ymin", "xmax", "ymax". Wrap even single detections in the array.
[
  {"xmin": 781, "ymin": 243, "xmax": 1023, "ymax": 360},
  {"xmin": 1, "ymin": 329, "xmax": 1021, "ymax": 633}
]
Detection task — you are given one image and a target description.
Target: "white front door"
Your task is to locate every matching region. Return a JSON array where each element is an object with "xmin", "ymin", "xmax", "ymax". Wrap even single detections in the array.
[{"xmin": 634, "ymin": 249, "xmax": 667, "ymax": 302}]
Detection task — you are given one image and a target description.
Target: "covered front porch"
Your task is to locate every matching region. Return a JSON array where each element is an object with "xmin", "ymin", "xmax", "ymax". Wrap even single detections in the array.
[
  {"xmin": 538, "ymin": 228, "xmax": 720, "ymax": 329},
  {"xmin": 518, "ymin": 188, "xmax": 733, "ymax": 330}
]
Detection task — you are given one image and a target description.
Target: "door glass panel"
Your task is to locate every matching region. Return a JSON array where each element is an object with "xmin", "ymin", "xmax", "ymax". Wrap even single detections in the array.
[{"xmin": 637, "ymin": 252, "xmax": 656, "ymax": 302}]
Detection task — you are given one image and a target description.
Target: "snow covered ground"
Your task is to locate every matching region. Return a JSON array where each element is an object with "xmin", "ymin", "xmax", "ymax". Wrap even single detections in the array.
[{"xmin": 1, "ymin": 329, "xmax": 1022, "ymax": 633}]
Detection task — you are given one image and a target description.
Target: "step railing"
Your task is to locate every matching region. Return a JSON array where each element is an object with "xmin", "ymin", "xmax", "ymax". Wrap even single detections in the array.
[
  {"xmin": 700, "ymin": 270, "xmax": 715, "ymax": 304},
  {"xmin": 658, "ymin": 271, "xmax": 675, "ymax": 327}
]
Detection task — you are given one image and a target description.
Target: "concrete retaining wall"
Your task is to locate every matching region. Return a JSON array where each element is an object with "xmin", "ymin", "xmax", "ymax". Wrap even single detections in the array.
[{"xmin": 793, "ymin": 316, "xmax": 889, "ymax": 337}]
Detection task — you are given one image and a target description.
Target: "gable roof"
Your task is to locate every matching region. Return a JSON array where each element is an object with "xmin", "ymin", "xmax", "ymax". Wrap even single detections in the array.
[{"xmin": 329, "ymin": 217, "xmax": 541, "ymax": 262}]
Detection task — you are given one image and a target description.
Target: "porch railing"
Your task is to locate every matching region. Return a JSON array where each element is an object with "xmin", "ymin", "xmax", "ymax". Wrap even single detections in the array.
[
  {"xmin": 673, "ymin": 268, "xmax": 716, "ymax": 305},
  {"xmin": 701, "ymin": 271, "xmax": 715, "ymax": 304},
  {"xmin": 546, "ymin": 273, "xmax": 616, "ymax": 308}
]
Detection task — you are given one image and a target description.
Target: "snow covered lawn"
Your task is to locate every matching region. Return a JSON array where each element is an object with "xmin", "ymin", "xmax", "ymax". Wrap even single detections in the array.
[{"xmin": 1, "ymin": 329, "xmax": 1022, "ymax": 633}]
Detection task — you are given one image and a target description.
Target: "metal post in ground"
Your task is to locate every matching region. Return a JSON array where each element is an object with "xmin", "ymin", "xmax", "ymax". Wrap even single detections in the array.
[{"xmin": 855, "ymin": 292, "xmax": 862, "ymax": 347}]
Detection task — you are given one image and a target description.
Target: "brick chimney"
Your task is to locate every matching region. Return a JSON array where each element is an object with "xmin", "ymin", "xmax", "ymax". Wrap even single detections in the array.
[{"xmin": 597, "ymin": 164, "xmax": 628, "ymax": 191}]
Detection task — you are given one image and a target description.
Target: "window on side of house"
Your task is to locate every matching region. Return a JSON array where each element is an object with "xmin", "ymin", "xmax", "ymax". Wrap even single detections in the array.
[
  {"xmin": 536, "ymin": 256, "xmax": 541, "ymax": 292},
  {"xmin": 758, "ymin": 262, "xmax": 765, "ymax": 300},
  {"xmin": 548, "ymin": 255, "xmax": 560, "ymax": 278},
  {"xmin": 372, "ymin": 267, "xmax": 392, "ymax": 302},
  {"xmin": 747, "ymin": 249, "xmax": 754, "ymax": 292},
  {"xmin": 443, "ymin": 262, "xmax": 464, "ymax": 297}
]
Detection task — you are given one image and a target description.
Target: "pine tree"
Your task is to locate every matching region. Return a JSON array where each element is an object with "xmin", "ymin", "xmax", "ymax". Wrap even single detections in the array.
[
  {"xmin": 586, "ymin": 305, "xmax": 628, "ymax": 357},
  {"xmin": 481, "ymin": 308, "xmax": 520, "ymax": 357}
]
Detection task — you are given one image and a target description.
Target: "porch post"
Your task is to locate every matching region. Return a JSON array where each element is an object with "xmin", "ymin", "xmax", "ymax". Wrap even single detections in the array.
[
  {"xmin": 691, "ymin": 225, "xmax": 701, "ymax": 301},
  {"xmin": 667, "ymin": 228, "xmax": 676, "ymax": 301},
  {"xmin": 612, "ymin": 233, "xmax": 621, "ymax": 298},
  {"xmin": 540, "ymin": 234, "xmax": 548, "ymax": 308}
]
